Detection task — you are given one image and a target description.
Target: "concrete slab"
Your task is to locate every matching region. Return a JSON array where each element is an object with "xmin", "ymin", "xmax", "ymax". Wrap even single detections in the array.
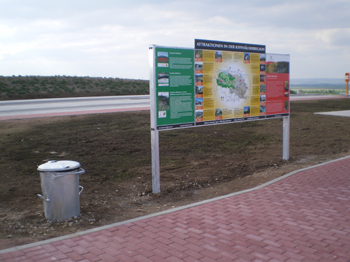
[{"xmin": 314, "ymin": 110, "xmax": 350, "ymax": 118}]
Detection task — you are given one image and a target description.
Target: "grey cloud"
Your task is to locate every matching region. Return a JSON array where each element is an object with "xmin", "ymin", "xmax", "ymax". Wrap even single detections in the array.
[{"xmin": 0, "ymin": 0, "xmax": 349, "ymax": 79}]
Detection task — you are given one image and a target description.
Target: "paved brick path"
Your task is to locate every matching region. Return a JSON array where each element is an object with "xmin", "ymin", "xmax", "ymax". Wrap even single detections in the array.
[{"xmin": 1, "ymin": 157, "xmax": 350, "ymax": 261}]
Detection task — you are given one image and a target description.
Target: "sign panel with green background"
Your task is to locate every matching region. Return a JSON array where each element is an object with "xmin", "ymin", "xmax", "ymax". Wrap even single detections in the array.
[{"xmin": 155, "ymin": 47, "xmax": 195, "ymax": 129}]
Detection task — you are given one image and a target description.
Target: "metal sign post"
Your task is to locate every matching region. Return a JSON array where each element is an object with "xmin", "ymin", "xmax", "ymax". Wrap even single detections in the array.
[
  {"xmin": 151, "ymin": 129, "xmax": 160, "ymax": 193},
  {"xmin": 283, "ymin": 115, "xmax": 290, "ymax": 160},
  {"xmin": 149, "ymin": 45, "xmax": 161, "ymax": 193}
]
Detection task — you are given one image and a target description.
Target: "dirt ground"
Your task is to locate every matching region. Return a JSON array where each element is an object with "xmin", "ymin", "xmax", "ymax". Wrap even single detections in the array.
[{"xmin": 1, "ymin": 99, "xmax": 350, "ymax": 250}]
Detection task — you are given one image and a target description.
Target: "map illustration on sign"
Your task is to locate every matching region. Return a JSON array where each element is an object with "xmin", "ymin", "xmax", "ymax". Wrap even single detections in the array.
[
  {"xmin": 194, "ymin": 39, "xmax": 266, "ymax": 123},
  {"xmin": 216, "ymin": 69, "xmax": 249, "ymax": 102}
]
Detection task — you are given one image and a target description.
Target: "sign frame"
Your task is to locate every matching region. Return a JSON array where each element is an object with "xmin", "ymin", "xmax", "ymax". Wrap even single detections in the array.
[{"xmin": 149, "ymin": 42, "xmax": 290, "ymax": 193}]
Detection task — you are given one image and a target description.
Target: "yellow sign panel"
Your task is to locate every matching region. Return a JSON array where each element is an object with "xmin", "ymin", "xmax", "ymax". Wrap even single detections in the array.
[{"xmin": 196, "ymin": 50, "xmax": 264, "ymax": 122}]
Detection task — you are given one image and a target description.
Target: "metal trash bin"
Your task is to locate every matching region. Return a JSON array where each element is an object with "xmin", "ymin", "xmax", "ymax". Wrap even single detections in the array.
[{"xmin": 37, "ymin": 160, "xmax": 85, "ymax": 221}]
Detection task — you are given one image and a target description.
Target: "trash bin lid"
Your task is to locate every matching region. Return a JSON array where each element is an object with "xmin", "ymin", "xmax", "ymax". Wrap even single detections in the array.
[{"xmin": 37, "ymin": 160, "xmax": 81, "ymax": 172}]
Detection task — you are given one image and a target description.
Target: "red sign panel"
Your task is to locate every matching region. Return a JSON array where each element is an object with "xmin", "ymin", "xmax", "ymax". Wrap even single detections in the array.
[{"xmin": 265, "ymin": 55, "xmax": 290, "ymax": 116}]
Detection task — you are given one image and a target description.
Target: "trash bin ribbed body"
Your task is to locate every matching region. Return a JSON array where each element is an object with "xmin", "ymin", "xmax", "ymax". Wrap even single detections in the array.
[{"xmin": 37, "ymin": 160, "xmax": 85, "ymax": 222}]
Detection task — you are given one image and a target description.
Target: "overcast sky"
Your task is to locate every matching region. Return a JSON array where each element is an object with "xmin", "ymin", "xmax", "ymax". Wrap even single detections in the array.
[{"xmin": 1, "ymin": 0, "xmax": 349, "ymax": 80}]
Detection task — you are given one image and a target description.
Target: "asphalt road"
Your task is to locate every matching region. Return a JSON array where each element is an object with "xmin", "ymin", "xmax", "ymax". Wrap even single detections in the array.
[
  {"xmin": 0, "ymin": 95, "xmax": 150, "ymax": 120},
  {"xmin": 0, "ymin": 94, "xmax": 347, "ymax": 121}
]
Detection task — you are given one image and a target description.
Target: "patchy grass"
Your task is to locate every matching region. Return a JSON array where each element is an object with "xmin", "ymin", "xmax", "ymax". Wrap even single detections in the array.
[{"xmin": 1, "ymin": 99, "xmax": 350, "ymax": 248}]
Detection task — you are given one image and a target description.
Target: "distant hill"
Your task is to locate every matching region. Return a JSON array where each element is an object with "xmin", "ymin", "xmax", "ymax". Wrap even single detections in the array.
[
  {"xmin": 0, "ymin": 76, "xmax": 149, "ymax": 100},
  {"xmin": 290, "ymin": 78, "xmax": 346, "ymax": 89}
]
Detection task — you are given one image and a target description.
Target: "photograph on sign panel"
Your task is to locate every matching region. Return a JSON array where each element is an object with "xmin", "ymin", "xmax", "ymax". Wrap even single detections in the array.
[
  {"xmin": 157, "ymin": 73, "xmax": 169, "ymax": 86},
  {"xmin": 195, "ymin": 50, "xmax": 203, "ymax": 61},
  {"xmin": 260, "ymin": 53, "xmax": 266, "ymax": 62},
  {"xmin": 266, "ymin": 61, "xmax": 289, "ymax": 74},
  {"xmin": 244, "ymin": 53, "xmax": 250, "ymax": 63},
  {"xmin": 195, "ymin": 74, "xmax": 203, "ymax": 84},
  {"xmin": 215, "ymin": 108, "xmax": 223, "ymax": 120},
  {"xmin": 158, "ymin": 92, "xmax": 169, "ymax": 111},
  {"xmin": 260, "ymin": 105, "xmax": 266, "ymax": 113},
  {"xmin": 195, "ymin": 86, "xmax": 203, "ymax": 95},
  {"xmin": 157, "ymin": 51, "xmax": 168, "ymax": 63},
  {"xmin": 215, "ymin": 51, "xmax": 222, "ymax": 62},
  {"xmin": 260, "ymin": 64, "xmax": 266, "ymax": 72},
  {"xmin": 195, "ymin": 97, "xmax": 203, "ymax": 106},
  {"xmin": 195, "ymin": 110, "xmax": 203, "ymax": 118},
  {"xmin": 285, "ymin": 81, "xmax": 289, "ymax": 91},
  {"xmin": 195, "ymin": 62, "xmax": 203, "ymax": 71},
  {"xmin": 260, "ymin": 75, "xmax": 266, "ymax": 84}
]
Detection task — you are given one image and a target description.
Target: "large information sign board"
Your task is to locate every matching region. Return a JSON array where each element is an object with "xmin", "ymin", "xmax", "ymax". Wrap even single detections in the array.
[
  {"xmin": 149, "ymin": 40, "xmax": 290, "ymax": 193},
  {"xmin": 151, "ymin": 40, "xmax": 289, "ymax": 130}
]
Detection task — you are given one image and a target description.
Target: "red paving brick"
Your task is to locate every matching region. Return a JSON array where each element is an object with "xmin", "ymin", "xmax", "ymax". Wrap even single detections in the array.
[{"xmin": 1, "ymin": 156, "xmax": 350, "ymax": 261}]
